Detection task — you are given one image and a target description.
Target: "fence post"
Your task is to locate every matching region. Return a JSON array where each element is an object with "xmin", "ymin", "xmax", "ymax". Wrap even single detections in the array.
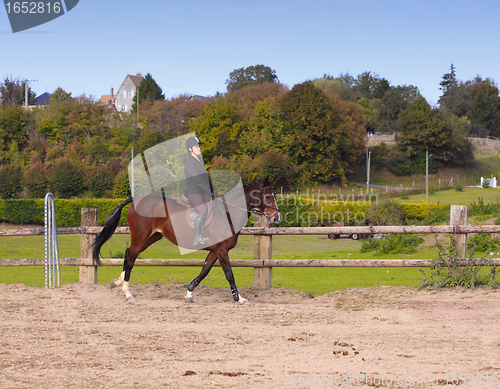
[
  {"xmin": 79, "ymin": 208, "xmax": 98, "ymax": 284},
  {"xmin": 450, "ymin": 205, "xmax": 468, "ymax": 258},
  {"xmin": 253, "ymin": 214, "xmax": 272, "ymax": 288}
]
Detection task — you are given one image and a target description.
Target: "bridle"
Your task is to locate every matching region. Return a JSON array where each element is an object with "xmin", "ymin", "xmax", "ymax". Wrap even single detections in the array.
[
  {"xmin": 253, "ymin": 184, "xmax": 281, "ymax": 224},
  {"xmin": 213, "ymin": 182, "xmax": 281, "ymax": 224}
]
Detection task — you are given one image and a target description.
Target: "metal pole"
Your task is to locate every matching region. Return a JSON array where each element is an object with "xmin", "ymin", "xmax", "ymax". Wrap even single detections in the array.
[
  {"xmin": 44, "ymin": 193, "xmax": 60, "ymax": 288},
  {"xmin": 426, "ymin": 150, "xmax": 429, "ymax": 203},
  {"xmin": 131, "ymin": 146, "xmax": 134, "ymax": 198},
  {"xmin": 366, "ymin": 151, "xmax": 371, "ymax": 195}
]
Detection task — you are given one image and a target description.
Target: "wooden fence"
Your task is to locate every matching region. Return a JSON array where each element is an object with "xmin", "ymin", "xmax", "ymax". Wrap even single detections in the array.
[{"xmin": 1, "ymin": 205, "xmax": 500, "ymax": 288}]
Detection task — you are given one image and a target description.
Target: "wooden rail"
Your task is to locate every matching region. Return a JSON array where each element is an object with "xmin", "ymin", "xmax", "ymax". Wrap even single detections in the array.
[{"xmin": 1, "ymin": 204, "xmax": 500, "ymax": 288}]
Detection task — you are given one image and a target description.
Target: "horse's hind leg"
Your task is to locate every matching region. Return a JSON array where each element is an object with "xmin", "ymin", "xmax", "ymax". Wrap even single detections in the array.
[
  {"xmin": 185, "ymin": 250, "xmax": 217, "ymax": 303},
  {"xmin": 110, "ymin": 246, "xmax": 140, "ymax": 302},
  {"xmin": 111, "ymin": 233, "xmax": 162, "ymax": 302}
]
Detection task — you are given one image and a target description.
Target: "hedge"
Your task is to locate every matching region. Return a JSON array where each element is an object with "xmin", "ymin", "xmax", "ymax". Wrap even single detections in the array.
[
  {"xmin": 0, "ymin": 197, "xmax": 451, "ymax": 228},
  {"xmin": 0, "ymin": 199, "xmax": 130, "ymax": 227}
]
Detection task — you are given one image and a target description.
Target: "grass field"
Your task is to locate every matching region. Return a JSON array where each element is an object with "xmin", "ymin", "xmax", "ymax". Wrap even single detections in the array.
[
  {"xmin": 395, "ymin": 187, "xmax": 500, "ymax": 205},
  {"xmin": 0, "ymin": 232, "xmax": 438, "ymax": 294}
]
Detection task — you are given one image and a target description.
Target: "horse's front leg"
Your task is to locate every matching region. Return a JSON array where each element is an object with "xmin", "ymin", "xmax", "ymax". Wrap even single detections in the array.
[
  {"xmin": 218, "ymin": 249, "xmax": 248, "ymax": 305},
  {"xmin": 185, "ymin": 250, "xmax": 217, "ymax": 303}
]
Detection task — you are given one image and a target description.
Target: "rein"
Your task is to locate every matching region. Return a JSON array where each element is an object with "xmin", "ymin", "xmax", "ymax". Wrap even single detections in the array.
[{"xmin": 213, "ymin": 185, "xmax": 280, "ymax": 222}]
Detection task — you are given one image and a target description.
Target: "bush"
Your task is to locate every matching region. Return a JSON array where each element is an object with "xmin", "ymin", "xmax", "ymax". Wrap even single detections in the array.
[
  {"xmin": 467, "ymin": 233, "xmax": 500, "ymax": 253},
  {"xmin": 361, "ymin": 234, "xmax": 424, "ymax": 254},
  {"xmin": 420, "ymin": 238, "xmax": 499, "ymax": 289},
  {"xmin": 0, "ymin": 164, "xmax": 23, "ymax": 199},
  {"xmin": 112, "ymin": 170, "xmax": 132, "ymax": 198},
  {"xmin": 0, "ymin": 198, "xmax": 130, "ymax": 226},
  {"xmin": 24, "ymin": 163, "xmax": 50, "ymax": 198},
  {"xmin": 85, "ymin": 163, "xmax": 116, "ymax": 197},
  {"xmin": 365, "ymin": 200, "xmax": 405, "ymax": 226},
  {"xmin": 50, "ymin": 159, "xmax": 85, "ymax": 198},
  {"xmin": 454, "ymin": 183, "xmax": 463, "ymax": 192},
  {"xmin": 400, "ymin": 190, "xmax": 409, "ymax": 199},
  {"xmin": 469, "ymin": 197, "xmax": 500, "ymax": 216}
]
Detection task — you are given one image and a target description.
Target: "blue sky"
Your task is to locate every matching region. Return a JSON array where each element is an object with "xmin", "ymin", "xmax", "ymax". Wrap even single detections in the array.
[{"xmin": 1, "ymin": 0, "xmax": 499, "ymax": 106}]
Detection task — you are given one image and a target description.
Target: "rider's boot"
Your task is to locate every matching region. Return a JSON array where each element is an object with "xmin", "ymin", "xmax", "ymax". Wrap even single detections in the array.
[{"xmin": 193, "ymin": 216, "xmax": 209, "ymax": 246}]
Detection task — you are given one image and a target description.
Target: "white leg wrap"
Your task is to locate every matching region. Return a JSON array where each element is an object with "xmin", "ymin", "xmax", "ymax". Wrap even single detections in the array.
[
  {"xmin": 112, "ymin": 271, "xmax": 125, "ymax": 287},
  {"xmin": 238, "ymin": 294, "xmax": 249, "ymax": 305},
  {"xmin": 185, "ymin": 290, "xmax": 193, "ymax": 299},
  {"xmin": 122, "ymin": 281, "xmax": 136, "ymax": 302}
]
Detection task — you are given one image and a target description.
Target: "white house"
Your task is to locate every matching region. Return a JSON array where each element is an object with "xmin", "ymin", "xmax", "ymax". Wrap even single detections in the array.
[{"xmin": 112, "ymin": 73, "xmax": 143, "ymax": 113}]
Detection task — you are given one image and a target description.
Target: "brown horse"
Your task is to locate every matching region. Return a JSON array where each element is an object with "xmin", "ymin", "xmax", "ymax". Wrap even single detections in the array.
[{"xmin": 92, "ymin": 178, "xmax": 280, "ymax": 303}]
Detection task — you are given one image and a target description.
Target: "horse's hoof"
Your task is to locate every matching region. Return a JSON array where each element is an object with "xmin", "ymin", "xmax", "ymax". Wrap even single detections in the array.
[
  {"xmin": 239, "ymin": 299, "xmax": 249, "ymax": 305},
  {"xmin": 110, "ymin": 280, "xmax": 117, "ymax": 289},
  {"xmin": 184, "ymin": 297, "xmax": 194, "ymax": 304},
  {"xmin": 126, "ymin": 295, "xmax": 137, "ymax": 303}
]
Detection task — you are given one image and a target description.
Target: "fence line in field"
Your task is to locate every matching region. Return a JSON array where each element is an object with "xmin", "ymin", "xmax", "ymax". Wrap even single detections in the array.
[{"xmin": 1, "ymin": 205, "xmax": 500, "ymax": 288}]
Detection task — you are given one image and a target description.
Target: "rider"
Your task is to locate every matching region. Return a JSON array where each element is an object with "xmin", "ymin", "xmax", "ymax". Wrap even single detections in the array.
[{"xmin": 184, "ymin": 136, "xmax": 213, "ymax": 246}]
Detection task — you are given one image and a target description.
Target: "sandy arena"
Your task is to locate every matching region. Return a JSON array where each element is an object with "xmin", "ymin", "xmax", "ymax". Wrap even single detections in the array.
[{"xmin": 0, "ymin": 282, "xmax": 499, "ymax": 388}]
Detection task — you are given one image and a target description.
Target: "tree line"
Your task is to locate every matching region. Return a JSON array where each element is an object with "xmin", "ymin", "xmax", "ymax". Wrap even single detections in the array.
[{"xmin": 0, "ymin": 64, "xmax": 498, "ymax": 199}]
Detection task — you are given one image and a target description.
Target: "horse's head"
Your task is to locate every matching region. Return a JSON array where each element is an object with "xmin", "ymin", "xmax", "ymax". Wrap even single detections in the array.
[{"xmin": 247, "ymin": 178, "xmax": 281, "ymax": 226}]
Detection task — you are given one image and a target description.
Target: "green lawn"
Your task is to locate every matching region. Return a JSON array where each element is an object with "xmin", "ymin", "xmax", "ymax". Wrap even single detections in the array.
[
  {"xmin": 395, "ymin": 187, "xmax": 500, "ymax": 205},
  {"xmin": 0, "ymin": 233, "xmax": 439, "ymax": 294}
]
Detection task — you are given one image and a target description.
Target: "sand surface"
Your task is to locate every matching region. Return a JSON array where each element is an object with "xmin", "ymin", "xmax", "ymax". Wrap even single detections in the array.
[{"xmin": 0, "ymin": 283, "xmax": 499, "ymax": 388}]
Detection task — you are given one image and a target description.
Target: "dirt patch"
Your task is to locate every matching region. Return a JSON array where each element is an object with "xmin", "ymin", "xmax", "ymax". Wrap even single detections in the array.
[{"xmin": 0, "ymin": 283, "xmax": 499, "ymax": 388}]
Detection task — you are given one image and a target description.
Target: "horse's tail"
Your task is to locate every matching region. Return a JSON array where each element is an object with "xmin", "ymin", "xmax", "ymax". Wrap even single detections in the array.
[{"xmin": 92, "ymin": 197, "xmax": 134, "ymax": 266}]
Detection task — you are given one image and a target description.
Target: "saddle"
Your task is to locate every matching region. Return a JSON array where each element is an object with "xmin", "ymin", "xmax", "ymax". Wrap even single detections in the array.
[{"xmin": 176, "ymin": 193, "xmax": 213, "ymax": 228}]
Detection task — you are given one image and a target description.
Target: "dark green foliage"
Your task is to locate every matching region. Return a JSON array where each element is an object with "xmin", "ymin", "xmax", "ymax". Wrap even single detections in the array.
[
  {"xmin": 361, "ymin": 234, "xmax": 424, "ymax": 254},
  {"xmin": 24, "ymin": 163, "xmax": 50, "ymax": 198},
  {"xmin": 420, "ymin": 238, "xmax": 498, "ymax": 289},
  {"xmin": 0, "ymin": 76, "xmax": 36, "ymax": 106},
  {"xmin": 50, "ymin": 159, "xmax": 85, "ymax": 199},
  {"xmin": 354, "ymin": 71, "xmax": 390, "ymax": 99},
  {"xmin": 472, "ymin": 88, "xmax": 500, "ymax": 137},
  {"xmin": 85, "ymin": 163, "xmax": 116, "ymax": 197},
  {"xmin": 397, "ymin": 96, "xmax": 473, "ymax": 170},
  {"xmin": 226, "ymin": 65, "xmax": 279, "ymax": 92},
  {"xmin": 112, "ymin": 170, "xmax": 132, "ymax": 198},
  {"xmin": 132, "ymin": 73, "xmax": 165, "ymax": 111},
  {"xmin": 0, "ymin": 164, "xmax": 23, "ymax": 199}
]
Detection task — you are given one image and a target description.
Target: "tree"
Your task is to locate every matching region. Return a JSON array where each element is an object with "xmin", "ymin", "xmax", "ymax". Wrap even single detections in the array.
[
  {"xmin": 355, "ymin": 71, "xmax": 390, "ymax": 99},
  {"xmin": 189, "ymin": 98, "xmax": 244, "ymax": 162},
  {"xmin": 438, "ymin": 64, "xmax": 457, "ymax": 106},
  {"xmin": 377, "ymin": 85, "xmax": 419, "ymax": 132},
  {"xmin": 226, "ymin": 65, "xmax": 278, "ymax": 92},
  {"xmin": 472, "ymin": 88, "xmax": 500, "ymax": 137},
  {"xmin": 0, "ymin": 76, "xmax": 36, "ymax": 106},
  {"xmin": 50, "ymin": 158, "xmax": 85, "ymax": 198},
  {"xmin": 396, "ymin": 96, "xmax": 473, "ymax": 171},
  {"xmin": 277, "ymin": 82, "xmax": 365, "ymax": 186},
  {"xmin": 0, "ymin": 164, "xmax": 23, "ymax": 199},
  {"xmin": 132, "ymin": 73, "xmax": 164, "ymax": 111},
  {"xmin": 313, "ymin": 73, "xmax": 358, "ymax": 102},
  {"xmin": 439, "ymin": 81, "xmax": 473, "ymax": 119}
]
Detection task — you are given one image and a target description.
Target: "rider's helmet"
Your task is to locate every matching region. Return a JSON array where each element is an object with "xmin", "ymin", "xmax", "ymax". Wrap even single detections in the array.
[{"xmin": 185, "ymin": 136, "xmax": 201, "ymax": 150}]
